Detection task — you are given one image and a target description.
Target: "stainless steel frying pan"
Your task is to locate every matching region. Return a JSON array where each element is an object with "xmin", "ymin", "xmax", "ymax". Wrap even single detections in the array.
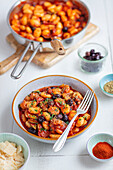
[{"xmin": 7, "ymin": 0, "xmax": 90, "ymax": 79}]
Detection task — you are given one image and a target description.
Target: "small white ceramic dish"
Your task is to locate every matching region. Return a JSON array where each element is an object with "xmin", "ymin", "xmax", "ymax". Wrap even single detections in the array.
[
  {"xmin": 12, "ymin": 75, "xmax": 98, "ymax": 143},
  {"xmin": 99, "ymin": 73, "xmax": 113, "ymax": 97},
  {"xmin": 87, "ymin": 133, "xmax": 113, "ymax": 162},
  {"xmin": 0, "ymin": 133, "xmax": 30, "ymax": 169}
]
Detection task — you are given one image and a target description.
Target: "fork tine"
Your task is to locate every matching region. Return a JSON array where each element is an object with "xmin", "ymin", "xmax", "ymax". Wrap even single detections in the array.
[
  {"xmin": 78, "ymin": 90, "xmax": 89, "ymax": 109},
  {"xmin": 84, "ymin": 91, "xmax": 94, "ymax": 111},
  {"xmin": 79, "ymin": 91, "xmax": 91, "ymax": 110},
  {"xmin": 83, "ymin": 91, "xmax": 92, "ymax": 110}
]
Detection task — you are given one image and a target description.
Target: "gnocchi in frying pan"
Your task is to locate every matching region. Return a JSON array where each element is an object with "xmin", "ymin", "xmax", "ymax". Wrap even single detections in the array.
[{"xmin": 10, "ymin": 0, "xmax": 88, "ymax": 42}]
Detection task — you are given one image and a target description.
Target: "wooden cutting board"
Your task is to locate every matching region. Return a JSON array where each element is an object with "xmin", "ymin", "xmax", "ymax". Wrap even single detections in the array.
[{"xmin": 0, "ymin": 23, "xmax": 99, "ymax": 75}]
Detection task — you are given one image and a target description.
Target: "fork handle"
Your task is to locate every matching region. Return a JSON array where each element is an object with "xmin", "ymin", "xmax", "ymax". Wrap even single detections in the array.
[{"xmin": 53, "ymin": 111, "xmax": 80, "ymax": 152}]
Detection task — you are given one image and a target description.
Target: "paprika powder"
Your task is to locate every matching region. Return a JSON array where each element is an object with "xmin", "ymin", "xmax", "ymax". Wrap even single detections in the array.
[{"xmin": 92, "ymin": 142, "xmax": 113, "ymax": 159}]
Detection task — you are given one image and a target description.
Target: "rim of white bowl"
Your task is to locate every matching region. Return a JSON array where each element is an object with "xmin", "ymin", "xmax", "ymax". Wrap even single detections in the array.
[{"xmin": 86, "ymin": 133, "xmax": 113, "ymax": 162}]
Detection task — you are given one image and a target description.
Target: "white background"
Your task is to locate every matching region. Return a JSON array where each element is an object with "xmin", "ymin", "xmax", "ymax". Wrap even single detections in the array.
[{"xmin": 0, "ymin": 0, "xmax": 113, "ymax": 169}]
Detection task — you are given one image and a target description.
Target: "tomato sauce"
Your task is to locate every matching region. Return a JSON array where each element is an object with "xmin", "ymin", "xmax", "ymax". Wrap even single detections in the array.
[{"xmin": 19, "ymin": 85, "xmax": 91, "ymax": 139}]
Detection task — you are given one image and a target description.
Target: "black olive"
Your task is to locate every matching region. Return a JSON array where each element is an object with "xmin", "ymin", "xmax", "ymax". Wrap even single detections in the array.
[
  {"xmin": 56, "ymin": 114, "xmax": 63, "ymax": 120},
  {"xmin": 52, "ymin": 94, "xmax": 61, "ymax": 100},
  {"xmin": 51, "ymin": 87, "xmax": 55, "ymax": 89},
  {"xmin": 63, "ymin": 114, "xmax": 68, "ymax": 122},
  {"xmin": 95, "ymin": 52, "xmax": 101, "ymax": 57},
  {"xmin": 66, "ymin": 99, "xmax": 73, "ymax": 106},
  {"xmin": 77, "ymin": 19, "xmax": 80, "ymax": 21},
  {"xmin": 83, "ymin": 56, "xmax": 92, "ymax": 61},
  {"xmin": 48, "ymin": 99, "xmax": 54, "ymax": 107},
  {"xmin": 90, "ymin": 49, "xmax": 95, "ymax": 55},
  {"xmin": 91, "ymin": 53, "xmax": 96, "ymax": 60},
  {"xmin": 28, "ymin": 127, "xmax": 36, "ymax": 134},
  {"xmin": 30, "ymin": 26, "xmax": 36, "ymax": 31},
  {"xmin": 95, "ymin": 55, "xmax": 100, "ymax": 60},
  {"xmin": 81, "ymin": 14, "xmax": 85, "ymax": 17},
  {"xmin": 52, "ymin": 96, "xmax": 56, "ymax": 100},
  {"xmin": 55, "ymin": 94, "xmax": 61, "ymax": 98},
  {"xmin": 85, "ymin": 52, "xmax": 90, "ymax": 57},
  {"xmin": 63, "ymin": 27, "xmax": 68, "ymax": 32},
  {"xmin": 38, "ymin": 116, "xmax": 45, "ymax": 123}
]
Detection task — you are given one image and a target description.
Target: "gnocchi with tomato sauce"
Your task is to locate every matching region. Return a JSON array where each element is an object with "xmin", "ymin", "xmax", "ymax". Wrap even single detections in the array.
[
  {"xmin": 19, "ymin": 84, "xmax": 91, "ymax": 139},
  {"xmin": 10, "ymin": 0, "xmax": 88, "ymax": 42}
]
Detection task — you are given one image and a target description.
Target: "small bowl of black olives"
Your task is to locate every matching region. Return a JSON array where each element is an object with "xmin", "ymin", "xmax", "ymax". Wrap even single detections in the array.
[{"xmin": 78, "ymin": 43, "xmax": 108, "ymax": 73}]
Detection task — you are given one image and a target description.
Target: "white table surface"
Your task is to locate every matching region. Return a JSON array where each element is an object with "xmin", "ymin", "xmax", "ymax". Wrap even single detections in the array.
[{"xmin": 0, "ymin": 0, "xmax": 113, "ymax": 169}]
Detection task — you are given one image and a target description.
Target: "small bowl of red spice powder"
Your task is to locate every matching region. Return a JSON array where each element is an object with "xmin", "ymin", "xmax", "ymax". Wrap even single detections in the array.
[{"xmin": 87, "ymin": 133, "xmax": 113, "ymax": 162}]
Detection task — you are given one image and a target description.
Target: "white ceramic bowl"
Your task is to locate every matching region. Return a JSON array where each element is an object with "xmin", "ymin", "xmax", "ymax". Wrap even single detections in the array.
[
  {"xmin": 12, "ymin": 75, "xmax": 98, "ymax": 143},
  {"xmin": 0, "ymin": 133, "xmax": 30, "ymax": 169},
  {"xmin": 87, "ymin": 133, "xmax": 113, "ymax": 162}
]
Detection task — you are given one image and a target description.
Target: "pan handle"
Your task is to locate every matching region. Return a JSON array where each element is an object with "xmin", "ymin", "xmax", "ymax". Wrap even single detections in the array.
[
  {"xmin": 11, "ymin": 42, "xmax": 41, "ymax": 79},
  {"xmin": 50, "ymin": 39, "xmax": 65, "ymax": 55}
]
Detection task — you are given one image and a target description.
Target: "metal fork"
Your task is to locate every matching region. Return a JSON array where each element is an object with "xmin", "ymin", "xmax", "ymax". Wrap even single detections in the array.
[{"xmin": 53, "ymin": 90, "xmax": 94, "ymax": 152}]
